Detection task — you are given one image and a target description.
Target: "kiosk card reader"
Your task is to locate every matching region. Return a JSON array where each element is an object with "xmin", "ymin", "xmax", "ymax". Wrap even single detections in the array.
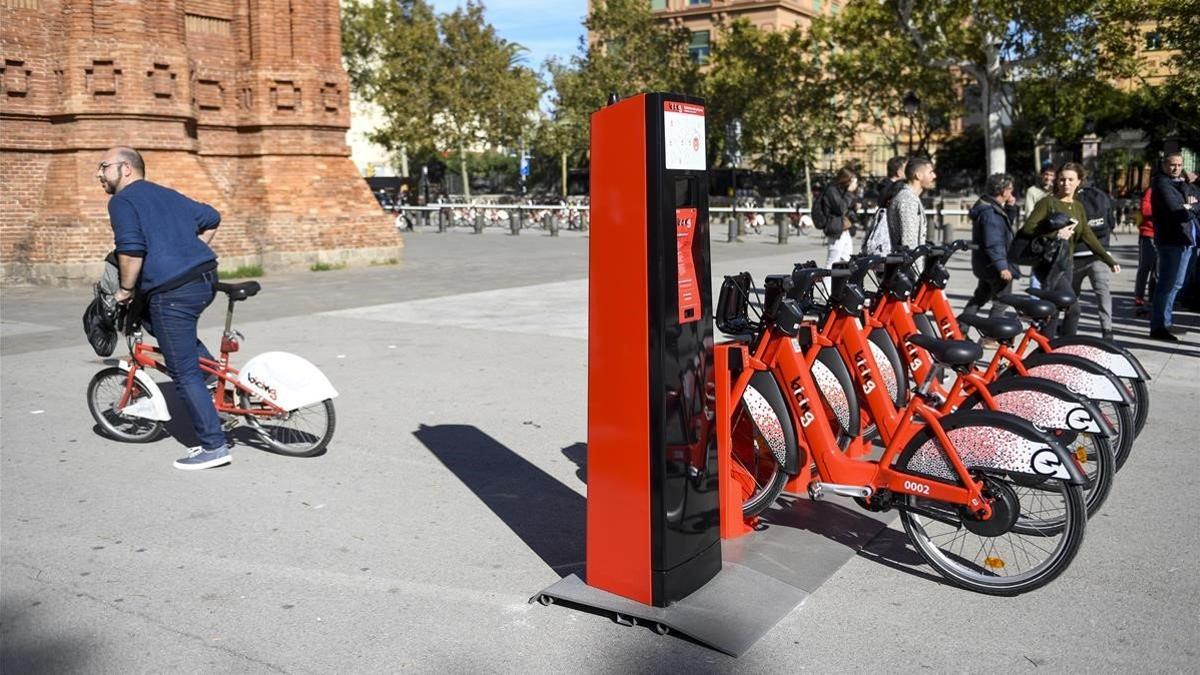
[{"xmin": 586, "ymin": 92, "xmax": 719, "ymax": 607}]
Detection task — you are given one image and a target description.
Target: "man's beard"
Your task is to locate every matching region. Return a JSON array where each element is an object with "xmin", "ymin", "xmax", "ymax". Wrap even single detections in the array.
[{"xmin": 101, "ymin": 176, "xmax": 117, "ymax": 194}]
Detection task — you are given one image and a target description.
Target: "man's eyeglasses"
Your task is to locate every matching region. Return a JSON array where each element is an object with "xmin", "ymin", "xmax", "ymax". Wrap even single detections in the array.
[{"xmin": 98, "ymin": 161, "xmax": 126, "ymax": 171}]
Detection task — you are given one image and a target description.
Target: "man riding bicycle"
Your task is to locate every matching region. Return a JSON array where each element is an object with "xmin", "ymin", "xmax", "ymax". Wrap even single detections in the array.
[{"xmin": 98, "ymin": 146, "xmax": 230, "ymax": 470}]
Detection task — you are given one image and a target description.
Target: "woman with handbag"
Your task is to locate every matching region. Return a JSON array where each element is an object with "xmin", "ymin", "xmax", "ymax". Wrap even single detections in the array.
[{"xmin": 1019, "ymin": 162, "xmax": 1121, "ymax": 336}]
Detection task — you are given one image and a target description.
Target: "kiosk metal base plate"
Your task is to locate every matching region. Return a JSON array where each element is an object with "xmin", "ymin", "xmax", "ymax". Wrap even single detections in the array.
[{"xmin": 534, "ymin": 496, "xmax": 894, "ymax": 656}]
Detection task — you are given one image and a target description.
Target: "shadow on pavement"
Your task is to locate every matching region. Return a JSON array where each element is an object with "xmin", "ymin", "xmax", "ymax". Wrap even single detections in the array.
[
  {"xmin": 413, "ymin": 424, "xmax": 586, "ymax": 576},
  {"xmin": 0, "ymin": 596, "xmax": 91, "ymax": 673}
]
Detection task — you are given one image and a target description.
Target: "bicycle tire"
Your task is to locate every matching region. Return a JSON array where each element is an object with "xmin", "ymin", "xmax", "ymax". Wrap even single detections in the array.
[
  {"xmin": 239, "ymin": 393, "xmax": 335, "ymax": 457},
  {"xmin": 732, "ymin": 373, "xmax": 793, "ymax": 517},
  {"xmin": 1095, "ymin": 399, "xmax": 1135, "ymax": 471},
  {"xmin": 87, "ymin": 367, "xmax": 164, "ymax": 443},
  {"xmin": 901, "ymin": 477, "xmax": 1086, "ymax": 596},
  {"xmin": 1128, "ymin": 377, "xmax": 1149, "ymax": 437}
]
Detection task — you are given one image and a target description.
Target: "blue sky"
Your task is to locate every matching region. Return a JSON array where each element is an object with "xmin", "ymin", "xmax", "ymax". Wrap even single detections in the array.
[{"xmin": 428, "ymin": 0, "xmax": 587, "ymax": 71}]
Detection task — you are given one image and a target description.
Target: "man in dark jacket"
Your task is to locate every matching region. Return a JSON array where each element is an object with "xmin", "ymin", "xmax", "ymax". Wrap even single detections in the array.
[
  {"xmin": 99, "ymin": 146, "xmax": 230, "ymax": 470},
  {"xmin": 963, "ymin": 173, "xmax": 1019, "ymax": 317},
  {"xmin": 1148, "ymin": 152, "xmax": 1200, "ymax": 341},
  {"xmin": 1074, "ymin": 183, "xmax": 1118, "ymax": 341}
]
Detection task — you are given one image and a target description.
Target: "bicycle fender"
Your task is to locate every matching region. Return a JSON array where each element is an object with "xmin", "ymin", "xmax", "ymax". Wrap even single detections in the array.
[
  {"xmin": 897, "ymin": 409, "xmax": 1086, "ymax": 486},
  {"xmin": 868, "ymin": 327, "xmax": 908, "ymax": 405},
  {"xmin": 239, "ymin": 351, "xmax": 339, "ymax": 411},
  {"xmin": 960, "ymin": 376, "xmax": 1114, "ymax": 437},
  {"xmin": 1012, "ymin": 352, "xmax": 1133, "ymax": 405},
  {"xmin": 744, "ymin": 371, "xmax": 801, "ymax": 475},
  {"xmin": 1043, "ymin": 335, "xmax": 1149, "ymax": 381},
  {"xmin": 813, "ymin": 346, "xmax": 859, "ymax": 439},
  {"xmin": 116, "ymin": 360, "xmax": 171, "ymax": 421}
]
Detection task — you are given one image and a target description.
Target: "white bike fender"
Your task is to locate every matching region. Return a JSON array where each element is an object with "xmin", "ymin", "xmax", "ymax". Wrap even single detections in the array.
[
  {"xmin": 1050, "ymin": 344, "xmax": 1139, "ymax": 379},
  {"xmin": 1026, "ymin": 363, "xmax": 1124, "ymax": 402},
  {"xmin": 973, "ymin": 389, "xmax": 1103, "ymax": 434},
  {"xmin": 238, "ymin": 351, "xmax": 338, "ymax": 411},
  {"xmin": 117, "ymin": 360, "xmax": 171, "ymax": 421}
]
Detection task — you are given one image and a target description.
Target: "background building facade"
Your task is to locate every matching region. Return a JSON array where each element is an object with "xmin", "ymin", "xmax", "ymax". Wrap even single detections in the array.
[{"xmin": 0, "ymin": 0, "xmax": 398, "ymax": 285}]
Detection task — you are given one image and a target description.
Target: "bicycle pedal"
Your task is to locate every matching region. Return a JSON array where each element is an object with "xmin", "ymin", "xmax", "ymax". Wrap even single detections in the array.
[{"xmin": 220, "ymin": 416, "xmax": 240, "ymax": 431}]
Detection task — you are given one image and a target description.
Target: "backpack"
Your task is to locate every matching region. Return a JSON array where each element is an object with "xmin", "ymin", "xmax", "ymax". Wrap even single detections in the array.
[
  {"xmin": 861, "ymin": 207, "xmax": 891, "ymax": 255},
  {"xmin": 810, "ymin": 196, "xmax": 830, "ymax": 234}
]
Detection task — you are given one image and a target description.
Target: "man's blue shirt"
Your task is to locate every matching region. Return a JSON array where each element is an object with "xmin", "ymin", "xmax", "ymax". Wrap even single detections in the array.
[{"xmin": 108, "ymin": 180, "xmax": 220, "ymax": 292}]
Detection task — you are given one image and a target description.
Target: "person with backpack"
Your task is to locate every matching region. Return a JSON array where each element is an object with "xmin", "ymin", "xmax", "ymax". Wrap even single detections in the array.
[
  {"xmin": 815, "ymin": 168, "xmax": 860, "ymax": 268},
  {"xmin": 963, "ymin": 173, "xmax": 1019, "ymax": 318},
  {"xmin": 1074, "ymin": 182, "xmax": 1119, "ymax": 341}
]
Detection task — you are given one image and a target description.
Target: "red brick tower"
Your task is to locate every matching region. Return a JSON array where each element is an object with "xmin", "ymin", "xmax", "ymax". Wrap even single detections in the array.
[{"xmin": 0, "ymin": 0, "xmax": 400, "ymax": 285}]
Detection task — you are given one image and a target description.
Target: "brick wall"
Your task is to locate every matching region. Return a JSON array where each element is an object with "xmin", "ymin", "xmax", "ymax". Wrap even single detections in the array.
[{"xmin": 0, "ymin": 0, "xmax": 400, "ymax": 285}]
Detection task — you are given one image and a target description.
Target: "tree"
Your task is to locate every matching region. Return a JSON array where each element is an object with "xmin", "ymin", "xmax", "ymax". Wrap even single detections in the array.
[
  {"xmin": 538, "ymin": 0, "xmax": 700, "ymax": 170},
  {"xmin": 823, "ymin": 1, "xmax": 1142, "ymax": 175},
  {"xmin": 341, "ymin": 0, "xmax": 541, "ymax": 197},
  {"xmin": 703, "ymin": 19, "xmax": 854, "ymax": 203},
  {"xmin": 1155, "ymin": 0, "xmax": 1200, "ymax": 137}
]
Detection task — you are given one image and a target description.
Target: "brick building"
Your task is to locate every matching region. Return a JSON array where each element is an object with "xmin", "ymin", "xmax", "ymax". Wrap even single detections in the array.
[{"xmin": 0, "ymin": 0, "xmax": 400, "ymax": 286}]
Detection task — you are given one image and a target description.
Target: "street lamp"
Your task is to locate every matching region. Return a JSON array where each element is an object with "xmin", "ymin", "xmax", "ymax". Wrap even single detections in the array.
[{"xmin": 903, "ymin": 90, "xmax": 921, "ymax": 156}]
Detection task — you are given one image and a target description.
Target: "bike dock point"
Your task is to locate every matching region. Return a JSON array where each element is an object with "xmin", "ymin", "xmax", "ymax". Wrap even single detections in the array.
[{"xmin": 534, "ymin": 92, "xmax": 892, "ymax": 656}]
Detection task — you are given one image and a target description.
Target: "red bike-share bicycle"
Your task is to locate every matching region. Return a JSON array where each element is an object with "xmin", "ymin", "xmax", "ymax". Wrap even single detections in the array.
[
  {"xmin": 87, "ymin": 281, "xmax": 339, "ymax": 457},
  {"xmin": 721, "ymin": 268, "xmax": 1087, "ymax": 595}
]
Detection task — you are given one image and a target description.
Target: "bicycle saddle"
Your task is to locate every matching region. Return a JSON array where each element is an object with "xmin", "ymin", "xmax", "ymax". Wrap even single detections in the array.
[
  {"xmin": 216, "ymin": 281, "xmax": 261, "ymax": 301},
  {"xmin": 906, "ymin": 333, "xmax": 983, "ymax": 367},
  {"xmin": 956, "ymin": 313, "xmax": 1023, "ymax": 341},
  {"xmin": 1027, "ymin": 287, "xmax": 1076, "ymax": 309},
  {"xmin": 997, "ymin": 294, "xmax": 1056, "ymax": 320}
]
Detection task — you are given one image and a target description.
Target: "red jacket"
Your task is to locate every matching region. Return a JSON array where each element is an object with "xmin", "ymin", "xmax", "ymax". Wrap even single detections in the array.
[{"xmin": 1139, "ymin": 188, "xmax": 1155, "ymax": 238}]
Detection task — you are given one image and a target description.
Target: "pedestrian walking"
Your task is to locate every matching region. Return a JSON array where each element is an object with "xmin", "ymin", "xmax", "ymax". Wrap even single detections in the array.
[
  {"xmin": 1074, "ymin": 182, "xmax": 1119, "ymax": 341},
  {"xmin": 1148, "ymin": 152, "xmax": 1200, "ymax": 341},
  {"xmin": 815, "ymin": 168, "xmax": 860, "ymax": 268},
  {"xmin": 98, "ymin": 146, "xmax": 231, "ymax": 470},
  {"xmin": 1134, "ymin": 187, "xmax": 1157, "ymax": 312},
  {"xmin": 1020, "ymin": 162, "xmax": 1120, "ymax": 337},
  {"xmin": 1022, "ymin": 161, "xmax": 1057, "ymax": 290},
  {"xmin": 887, "ymin": 157, "xmax": 935, "ymax": 259},
  {"xmin": 963, "ymin": 173, "xmax": 1019, "ymax": 318}
]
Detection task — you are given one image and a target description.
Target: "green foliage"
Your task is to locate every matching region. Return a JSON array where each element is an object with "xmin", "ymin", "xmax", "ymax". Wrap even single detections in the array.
[
  {"xmin": 310, "ymin": 261, "xmax": 348, "ymax": 272},
  {"xmin": 218, "ymin": 264, "xmax": 263, "ymax": 279},
  {"xmin": 703, "ymin": 19, "xmax": 852, "ymax": 179},
  {"xmin": 1155, "ymin": 0, "xmax": 1200, "ymax": 135},
  {"xmin": 341, "ymin": 0, "xmax": 542, "ymax": 194},
  {"xmin": 536, "ymin": 0, "xmax": 700, "ymax": 165}
]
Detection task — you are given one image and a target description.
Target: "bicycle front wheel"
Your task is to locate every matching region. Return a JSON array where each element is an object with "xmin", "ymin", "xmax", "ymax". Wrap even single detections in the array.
[
  {"xmin": 240, "ymin": 393, "xmax": 335, "ymax": 457},
  {"xmin": 87, "ymin": 367, "xmax": 164, "ymax": 443},
  {"xmin": 901, "ymin": 477, "xmax": 1086, "ymax": 596}
]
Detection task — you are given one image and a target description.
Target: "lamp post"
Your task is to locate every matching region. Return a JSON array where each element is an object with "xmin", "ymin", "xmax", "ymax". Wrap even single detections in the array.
[
  {"xmin": 903, "ymin": 90, "xmax": 921, "ymax": 156},
  {"xmin": 726, "ymin": 118, "xmax": 743, "ymax": 242}
]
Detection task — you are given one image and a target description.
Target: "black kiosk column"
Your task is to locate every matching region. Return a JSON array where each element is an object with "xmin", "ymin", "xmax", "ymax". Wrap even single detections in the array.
[{"xmin": 583, "ymin": 92, "xmax": 719, "ymax": 607}]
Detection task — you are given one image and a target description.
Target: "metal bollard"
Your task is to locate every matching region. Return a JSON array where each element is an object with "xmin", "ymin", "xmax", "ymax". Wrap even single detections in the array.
[
  {"xmin": 511, "ymin": 208, "xmax": 521, "ymax": 235},
  {"xmin": 474, "ymin": 210, "xmax": 485, "ymax": 234},
  {"xmin": 776, "ymin": 212, "xmax": 787, "ymax": 245},
  {"xmin": 437, "ymin": 208, "xmax": 446, "ymax": 232},
  {"xmin": 545, "ymin": 211, "xmax": 558, "ymax": 236}
]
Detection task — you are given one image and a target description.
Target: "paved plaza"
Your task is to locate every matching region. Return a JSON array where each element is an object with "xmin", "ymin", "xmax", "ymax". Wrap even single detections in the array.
[{"xmin": 2, "ymin": 226, "xmax": 1198, "ymax": 672}]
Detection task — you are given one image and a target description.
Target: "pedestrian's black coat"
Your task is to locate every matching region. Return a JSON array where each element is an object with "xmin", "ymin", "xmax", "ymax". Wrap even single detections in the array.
[
  {"xmin": 1150, "ymin": 173, "xmax": 1200, "ymax": 246},
  {"xmin": 968, "ymin": 196, "xmax": 1019, "ymax": 279}
]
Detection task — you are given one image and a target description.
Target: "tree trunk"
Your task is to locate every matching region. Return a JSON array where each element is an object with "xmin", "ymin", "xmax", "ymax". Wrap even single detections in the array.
[
  {"xmin": 561, "ymin": 152, "xmax": 568, "ymax": 198},
  {"xmin": 400, "ymin": 146, "xmax": 409, "ymax": 178},
  {"xmin": 459, "ymin": 147, "xmax": 471, "ymax": 199},
  {"xmin": 979, "ymin": 38, "xmax": 1006, "ymax": 175},
  {"xmin": 804, "ymin": 163, "xmax": 814, "ymax": 211}
]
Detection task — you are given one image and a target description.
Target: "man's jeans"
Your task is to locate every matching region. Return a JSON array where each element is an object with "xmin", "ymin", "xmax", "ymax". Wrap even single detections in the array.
[
  {"xmin": 141, "ymin": 273, "xmax": 226, "ymax": 451},
  {"xmin": 1067, "ymin": 258, "xmax": 1112, "ymax": 335},
  {"xmin": 1151, "ymin": 244, "xmax": 1195, "ymax": 331}
]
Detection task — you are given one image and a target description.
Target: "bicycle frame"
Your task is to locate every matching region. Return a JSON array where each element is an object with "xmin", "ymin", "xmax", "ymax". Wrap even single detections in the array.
[
  {"xmin": 117, "ymin": 332, "xmax": 286, "ymax": 419},
  {"xmin": 728, "ymin": 322, "xmax": 995, "ymax": 518}
]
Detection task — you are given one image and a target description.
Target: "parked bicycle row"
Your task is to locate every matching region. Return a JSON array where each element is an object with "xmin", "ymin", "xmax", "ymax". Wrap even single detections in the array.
[{"xmin": 720, "ymin": 240, "xmax": 1148, "ymax": 596}]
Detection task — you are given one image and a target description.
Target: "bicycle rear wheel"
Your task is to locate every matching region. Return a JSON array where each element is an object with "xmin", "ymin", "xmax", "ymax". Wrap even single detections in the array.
[
  {"xmin": 239, "ymin": 392, "xmax": 335, "ymax": 457},
  {"xmin": 87, "ymin": 367, "xmax": 164, "ymax": 443},
  {"xmin": 901, "ymin": 476, "xmax": 1086, "ymax": 596},
  {"xmin": 732, "ymin": 373, "xmax": 793, "ymax": 517}
]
